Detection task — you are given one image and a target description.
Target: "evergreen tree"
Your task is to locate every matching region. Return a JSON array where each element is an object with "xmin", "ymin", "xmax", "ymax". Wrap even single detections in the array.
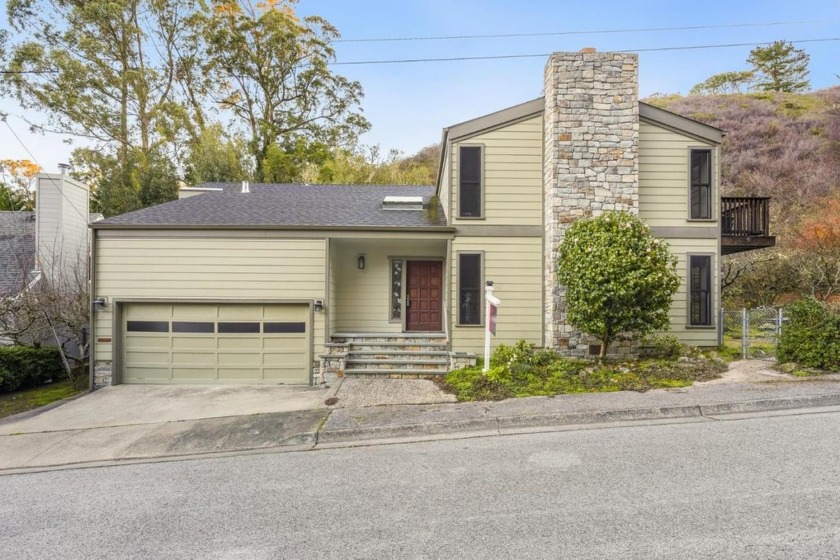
[{"xmin": 748, "ymin": 40, "xmax": 810, "ymax": 92}]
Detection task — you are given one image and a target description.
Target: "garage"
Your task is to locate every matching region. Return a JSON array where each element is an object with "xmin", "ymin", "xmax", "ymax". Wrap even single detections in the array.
[{"xmin": 121, "ymin": 303, "xmax": 311, "ymax": 385}]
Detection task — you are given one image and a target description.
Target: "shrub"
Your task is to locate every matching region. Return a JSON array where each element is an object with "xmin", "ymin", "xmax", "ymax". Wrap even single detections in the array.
[
  {"xmin": 557, "ymin": 211, "xmax": 680, "ymax": 359},
  {"xmin": 0, "ymin": 346, "xmax": 65, "ymax": 394},
  {"xmin": 777, "ymin": 297, "xmax": 840, "ymax": 370},
  {"xmin": 639, "ymin": 334, "xmax": 685, "ymax": 359}
]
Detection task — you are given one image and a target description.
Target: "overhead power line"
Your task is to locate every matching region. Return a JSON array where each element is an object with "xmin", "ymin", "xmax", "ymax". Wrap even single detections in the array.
[
  {"xmin": 331, "ymin": 37, "xmax": 840, "ymax": 66},
  {"xmin": 334, "ymin": 19, "xmax": 837, "ymax": 43}
]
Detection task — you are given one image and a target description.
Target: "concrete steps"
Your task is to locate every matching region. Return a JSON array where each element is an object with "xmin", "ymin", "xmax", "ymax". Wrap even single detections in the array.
[{"xmin": 330, "ymin": 333, "xmax": 449, "ymax": 378}]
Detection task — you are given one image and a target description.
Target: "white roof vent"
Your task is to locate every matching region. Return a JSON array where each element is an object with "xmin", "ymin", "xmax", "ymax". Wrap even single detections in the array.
[
  {"xmin": 382, "ymin": 195, "xmax": 424, "ymax": 210},
  {"xmin": 241, "ymin": 180, "xmax": 250, "ymax": 193}
]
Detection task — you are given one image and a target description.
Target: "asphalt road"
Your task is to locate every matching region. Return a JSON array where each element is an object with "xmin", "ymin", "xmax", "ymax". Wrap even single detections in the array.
[{"xmin": 2, "ymin": 410, "xmax": 840, "ymax": 559}]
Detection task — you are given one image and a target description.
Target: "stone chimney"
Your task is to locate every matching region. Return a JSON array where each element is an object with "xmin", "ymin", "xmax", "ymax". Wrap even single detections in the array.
[{"xmin": 543, "ymin": 50, "xmax": 640, "ymax": 355}]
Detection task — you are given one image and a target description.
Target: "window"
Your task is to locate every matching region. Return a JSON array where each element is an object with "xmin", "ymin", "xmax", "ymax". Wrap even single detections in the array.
[
  {"xmin": 690, "ymin": 149, "xmax": 712, "ymax": 219},
  {"xmin": 264, "ymin": 322, "xmax": 306, "ymax": 334},
  {"xmin": 459, "ymin": 146, "xmax": 482, "ymax": 218},
  {"xmin": 458, "ymin": 253, "xmax": 482, "ymax": 325},
  {"xmin": 218, "ymin": 322, "xmax": 260, "ymax": 334},
  {"xmin": 390, "ymin": 259, "xmax": 403, "ymax": 321},
  {"xmin": 172, "ymin": 321, "xmax": 214, "ymax": 333},
  {"xmin": 126, "ymin": 321, "xmax": 169, "ymax": 333},
  {"xmin": 689, "ymin": 255, "xmax": 712, "ymax": 326}
]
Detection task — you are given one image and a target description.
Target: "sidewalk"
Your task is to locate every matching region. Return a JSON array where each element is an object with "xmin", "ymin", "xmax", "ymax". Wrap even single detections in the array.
[
  {"xmin": 2, "ymin": 361, "xmax": 840, "ymax": 473},
  {"xmin": 319, "ymin": 377, "xmax": 840, "ymax": 443}
]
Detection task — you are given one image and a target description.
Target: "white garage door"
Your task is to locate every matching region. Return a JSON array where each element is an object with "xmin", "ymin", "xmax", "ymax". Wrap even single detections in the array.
[{"xmin": 122, "ymin": 303, "xmax": 311, "ymax": 384}]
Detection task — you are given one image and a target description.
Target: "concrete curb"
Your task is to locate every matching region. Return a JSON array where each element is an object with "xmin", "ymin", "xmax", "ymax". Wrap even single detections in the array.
[{"xmin": 318, "ymin": 393, "xmax": 840, "ymax": 444}]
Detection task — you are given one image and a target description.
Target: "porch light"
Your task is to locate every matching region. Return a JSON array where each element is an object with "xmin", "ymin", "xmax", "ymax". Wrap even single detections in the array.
[{"xmin": 357, "ymin": 255, "xmax": 366, "ymax": 270}]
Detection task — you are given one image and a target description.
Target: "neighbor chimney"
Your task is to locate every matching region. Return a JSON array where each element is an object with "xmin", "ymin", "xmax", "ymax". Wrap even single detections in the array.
[
  {"xmin": 542, "ymin": 50, "xmax": 640, "ymax": 355},
  {"xmin": 57, "ymin": 163, "xmax": 70, "ymax": 175},
  {"xmin": 241, "ymin": 180, "xmax": 250, "ymax": 193}
]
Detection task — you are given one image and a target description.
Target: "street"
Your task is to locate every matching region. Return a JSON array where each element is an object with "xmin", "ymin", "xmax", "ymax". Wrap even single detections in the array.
[{"xmin": 2, "ymin": 410, "xmax": 840, "ymax": 559}]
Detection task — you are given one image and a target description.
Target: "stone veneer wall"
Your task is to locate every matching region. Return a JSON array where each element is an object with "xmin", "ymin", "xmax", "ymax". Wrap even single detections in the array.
[
  {"xmin": 543, "ymin": 51, "xmax": 640, "ymax": 357},
  {"xmin": 94, "ymin": 361, "xmax": 112, "ymax": 389}
]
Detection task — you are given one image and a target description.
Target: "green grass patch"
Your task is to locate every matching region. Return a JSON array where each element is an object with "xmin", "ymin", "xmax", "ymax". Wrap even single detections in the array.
[
  {"xmin": 716, "ymin": 344, "xmax": 743, "ymax": 362},
  {"xmin": 439, "ymin": 340, "xmax": 728, "ymax": 402},
  {"xmin": 0, "ymin": 380, "xmax": 82, "ymax": 420}
]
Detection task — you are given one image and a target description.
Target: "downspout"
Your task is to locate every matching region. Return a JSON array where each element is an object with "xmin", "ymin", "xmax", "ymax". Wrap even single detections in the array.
[
  {"xmin": 445, "ymin": 238, "xmax": 452, "ymax": 350},
  {"xmin": 88, "ymin": 227, "xmax": 96, "ymax": 392}
]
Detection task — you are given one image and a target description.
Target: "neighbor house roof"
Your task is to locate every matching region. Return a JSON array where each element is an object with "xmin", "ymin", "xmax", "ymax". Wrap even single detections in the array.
[
  {"xmin": 92, "ymin": 184, "xmax": 452, "ymax": 231},
  {"xmin": 0, "ymin": 212, "xmax": 36, "ymax": 295}
]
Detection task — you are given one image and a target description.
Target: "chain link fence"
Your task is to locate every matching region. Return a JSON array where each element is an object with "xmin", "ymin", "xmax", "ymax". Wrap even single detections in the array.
[{"xmin": 721, "ymin": 307, "xmax": 785, "ymax": 360}]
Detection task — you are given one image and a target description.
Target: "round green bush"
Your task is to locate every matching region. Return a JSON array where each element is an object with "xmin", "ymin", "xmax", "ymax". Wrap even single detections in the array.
[{"xmin": 777, "ymin": 297, "xmax": 840, "ymax": 370}]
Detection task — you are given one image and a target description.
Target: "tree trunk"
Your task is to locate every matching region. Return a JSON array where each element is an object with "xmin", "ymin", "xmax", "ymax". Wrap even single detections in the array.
[{"xmin": 599, "ymin": 339, "xmax": 609, "ymax": 363}]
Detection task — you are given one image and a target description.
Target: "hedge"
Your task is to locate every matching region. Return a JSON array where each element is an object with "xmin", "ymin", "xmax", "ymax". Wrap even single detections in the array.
[
  {"xmin": 0, "ymin": 346, "xmax": 65, "ymax": 394},
  {"xmin": 777, "ymin": 297, "xmax": 840, "ymax": 371}
]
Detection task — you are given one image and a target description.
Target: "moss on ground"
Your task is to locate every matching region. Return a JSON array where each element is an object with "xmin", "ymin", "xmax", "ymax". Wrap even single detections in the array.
[{"xmin": 439, "ymin": 341, "xmax": 728, "ymax": 402}]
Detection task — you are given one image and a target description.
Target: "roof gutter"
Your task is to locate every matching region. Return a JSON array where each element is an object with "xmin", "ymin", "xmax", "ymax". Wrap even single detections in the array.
[{"xmin": 90, "ymin": 223, "xmax": 456, "ymax": 233}]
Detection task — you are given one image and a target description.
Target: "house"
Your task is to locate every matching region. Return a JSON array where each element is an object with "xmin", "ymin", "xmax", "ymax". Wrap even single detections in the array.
[
  {"xmin": 0, "ymin": 171, "xmax": 94, "ymax": 346},
  {"xmin": 1, "ymin": 172, "xmax": 92, "ymax": 297},
  {"xmin": 88, "ymin": 50, "xmax": 774, "ymax": 388},
  {"xmin": 0, "ymin": 211, "xmax": 37, "ymax": 299}
]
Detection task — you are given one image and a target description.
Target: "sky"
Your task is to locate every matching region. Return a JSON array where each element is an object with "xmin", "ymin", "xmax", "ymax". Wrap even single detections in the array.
[{"xmin": 1, "ymin": 0, "xmax": 839, "ymax": 173}]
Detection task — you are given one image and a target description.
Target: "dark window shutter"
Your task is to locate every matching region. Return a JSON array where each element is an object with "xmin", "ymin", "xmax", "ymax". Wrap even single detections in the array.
[
  {"xmin": 690, "ymin": 150, "xmax": 712, "ymax": 219},
  {"xmin": 459, "ymin": 146, "xmax": 482, "ymax": 217},
  {"xmin": 689, "ymin": 255, "xmax": 712, "ymax": 326},
  {"xmin": 459, "ymin": 253, "xmax": 482, "ymax": 325}
]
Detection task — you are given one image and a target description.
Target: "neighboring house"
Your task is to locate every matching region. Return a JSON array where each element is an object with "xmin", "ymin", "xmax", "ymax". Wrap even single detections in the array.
[
  {"xmin": 0, "ymin": 212, "xmax": 37, "ymax": 299},
  {"xmin": 0, "ymin": 172, "xmax": 92, "ymax": 296},
  {"xmin": 89, "ymin": 50, "xmax": 774, "ymax": 388},
  {"xmin": 0, "ymin": 171, "xmax": 94, "ymax": 345}
]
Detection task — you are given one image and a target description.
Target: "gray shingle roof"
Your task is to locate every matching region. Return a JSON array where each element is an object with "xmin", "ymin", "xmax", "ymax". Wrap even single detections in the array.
[
  {"xmin": 93, "ymin": 184, "xmax": 450, "ymax": 229},
  {"xmin": 0, "ymin": 212, "xmax": 36, "ymax": 295}
]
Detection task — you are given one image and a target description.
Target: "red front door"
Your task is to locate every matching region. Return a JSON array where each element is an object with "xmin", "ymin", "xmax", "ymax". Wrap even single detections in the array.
[{"xmin": 406, "ymin": 261, "xmax": 443, "ymax": 332}]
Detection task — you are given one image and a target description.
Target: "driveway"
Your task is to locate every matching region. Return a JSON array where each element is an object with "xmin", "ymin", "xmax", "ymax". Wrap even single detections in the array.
[
  {"xmin": 0, "ymin": 383, "xmax": 336, "ymax": 436},
  {"xmin": 0, "ymin": 382, "xmax": 339, "ymax": 471}
]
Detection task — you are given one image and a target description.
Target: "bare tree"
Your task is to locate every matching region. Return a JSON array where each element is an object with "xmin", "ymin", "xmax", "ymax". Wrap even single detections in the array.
[{"xmin": 0, "ymin": 218, "xmax": 90, "ymax": 385}]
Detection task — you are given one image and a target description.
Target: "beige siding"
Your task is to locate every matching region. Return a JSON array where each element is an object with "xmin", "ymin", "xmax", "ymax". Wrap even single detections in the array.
[
  {"xmin": 450, "ymin": 116, "xmax": 543, "ymax": 226},
  {"xmin": 331, "ymin": 239, "xmax": 447, "ymax": 333},
  {"xmin": 94, "ymin": 236, "xmax": 327, "ymax": 363},
  {"xmin": 659, "ymin": 237, "xmax": 719, "ymax": 347},
  {"xmin": 449, "ymin": 236, "xmax": 543, "ymax": 353},
  {"xmin": 639, "ymin": 121, "xmax": 719, "ymax": 228}
]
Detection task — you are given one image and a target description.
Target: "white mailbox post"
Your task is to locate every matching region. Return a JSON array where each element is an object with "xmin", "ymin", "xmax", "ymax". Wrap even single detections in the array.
[{"xmin": 484, "ymin": 281, "xmax": 501, "ymax": 372}]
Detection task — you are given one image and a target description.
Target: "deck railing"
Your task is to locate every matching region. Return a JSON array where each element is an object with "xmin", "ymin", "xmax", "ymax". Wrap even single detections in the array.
[{"xmin": 721, "ymin": 197, "xmax": 771, "ymax": 237}]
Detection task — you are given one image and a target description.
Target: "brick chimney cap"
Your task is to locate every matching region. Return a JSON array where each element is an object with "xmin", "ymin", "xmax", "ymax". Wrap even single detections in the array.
[{"xmin": 579, "ymin": 47, "xmax": 597, "ymax": 53}]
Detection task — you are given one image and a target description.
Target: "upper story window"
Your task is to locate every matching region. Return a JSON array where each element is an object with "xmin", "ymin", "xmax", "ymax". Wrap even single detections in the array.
[
  {"xmin": 458, "ymin": 145, "xmax": 483, "ymax": 218},
  {"xmin": 690, "ymin": 149, "xmax": 712, "ymax": 220}
]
